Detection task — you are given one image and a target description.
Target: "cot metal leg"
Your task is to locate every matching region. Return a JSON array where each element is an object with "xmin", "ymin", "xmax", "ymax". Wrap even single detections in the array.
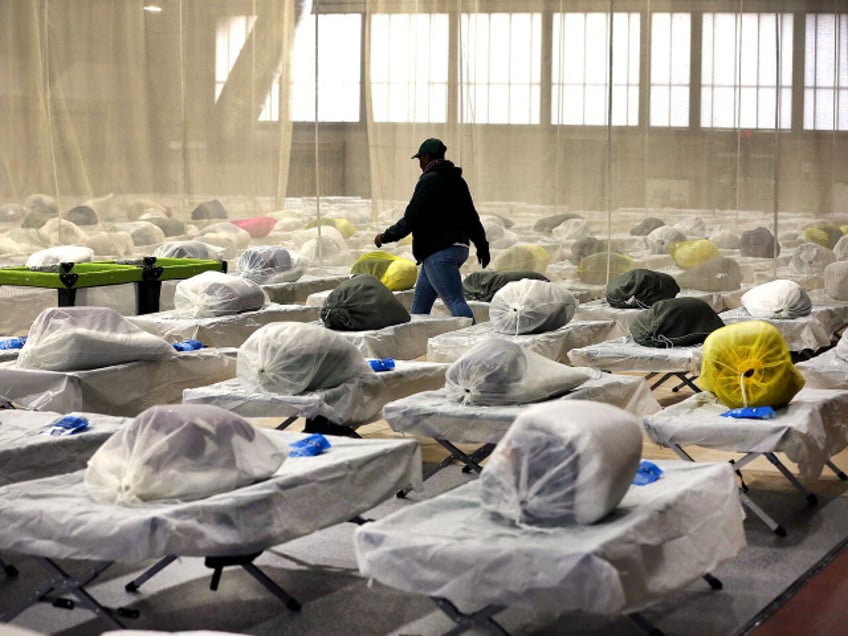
[
  {"xmin": 628, "ymin": 612, "xmax": 665, "ymax": 636},
  {"xmin": 703, "ymin": 573, "xmax": 723, "ymax": 590},
  {"xmin": 398, "ymin": 440, "xmax": 491, "ymax": 498},
  {"xmin": 648, "ymin": 373, "xmax": 676, "ymax": 391},
  {"xmin": 125, "ymin": 554, "xmax": 178, "ymax": 592},
  {"xmin": 461, "ymin": 444, "xmax": 496, "ymax": 473},
  {"xmin": 670, "ymin": 444, "xmax": 696, "ymax": 462},
  {"xmin": 671, "ymin": 373, "xmax": 701, "ymax": 393},
  {"xmin": 275, "ymin": 415, "xmax": 298, "ymax": 431},
  {"xmin": 0, "ymin": 555, "xmax": 18, "ymax": 577},
  {"xmin": 204, "ymin": 554, "xmax": 301, "ymax": 612},
  {"xmin": 764, "ymin": 453, "xmax": 818, "ymax": 505},
  {"xmin": 738, "ymin": 491, "xmax": 787, "ymax": 536},
  {"xmin": 431, "ymin": 597, "xmax": 508, "ymax": 636},
  {"xmin": 1, "ymin": 558, "xmax": 137, "ymax": 629},
  {"xmin": 241, "ymin": 563, "xmax": 302, "ymax": 611},
  {"xmin": 825, "ymin": 460, "xmax": 848, "ymax": 481}
]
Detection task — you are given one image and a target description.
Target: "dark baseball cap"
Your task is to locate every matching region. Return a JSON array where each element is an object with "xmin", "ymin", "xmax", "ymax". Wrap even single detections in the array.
[{"xmin": 411, "ymin": 138, "xmax": 447, "ymax": 159}]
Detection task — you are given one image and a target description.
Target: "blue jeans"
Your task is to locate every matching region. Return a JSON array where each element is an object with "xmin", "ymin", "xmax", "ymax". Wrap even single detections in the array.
[{"xmin": 411, "ymin": 245, "xmax": 474, "ymax": 321}]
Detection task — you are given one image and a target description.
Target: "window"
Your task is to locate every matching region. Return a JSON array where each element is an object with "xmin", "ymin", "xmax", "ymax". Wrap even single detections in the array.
[
  {"xmin": 291, "ymin": 13, "xmax": 361, "ymax": 122},
  {"xmin": 214, "ymin": 16, "xmax": 278, "ymax": 122},
  {"xmin": 370, "ymin": 14, "xmax": 448, "ymax": 123},
  {"xmin": 459, "ymin": 13, "xmax": 541, "ymax": 125},
  {"xmin": 804, "ymin": 13, "xmax": 848, "ymax": 130},
  {"xmin": 650, "ymin": 13, "xmax": 690, "ymax": 127},
  {"xmin": 701, "ymin": 13, "xmax": 793, "ymax": 129},
  {"xmin": 552, "ymin": 12, "xmax": 640, "ymax": 126}
]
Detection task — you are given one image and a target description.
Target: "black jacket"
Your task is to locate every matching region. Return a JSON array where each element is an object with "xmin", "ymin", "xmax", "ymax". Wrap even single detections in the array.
[{"xmin": 381, "ymin": 160, "xmax": 488, "ymax": 263}]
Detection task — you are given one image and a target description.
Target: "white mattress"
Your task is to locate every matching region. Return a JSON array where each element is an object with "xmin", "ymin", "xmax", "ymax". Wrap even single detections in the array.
[
  {"xmin": 127, "ymin": 303, "xmax": 320, "ymax": 347},
  {"xmin": 261, "ymin": 274, "xmax": 350, "ymax": 304},
  {"xmin": 325, "ymin": 315, "xmax": 472, "ymax": 360},
  {"xmin": 0, "ymin": 409, "xmax": 130, "ymax": 486},
  {"xmin": 567, "ymin": 336, "xmax": 703, "ymax": 374},
  {"xmin": 0, "ymin": 432, "xmax": 420, "ymax": 562},
  {"xmin": 382, "ymin": 372, "xmax": 660, "ymax": 444},
  {"xmin": 0, "ymin": 348, "xmax": 237, "ymax": 416},
  {"xmin": 354, "ymin": 461, "xmax": 744, "ymax": 615},
  {"xmin": 797, "ymin": 349, "xmax": 848, "ymax": 390},
  {"xmin": 718, "ymin": 306, "xmax": 836, "ymax": 352},
  {"xmin": 643, "ymin": 389, "xmax": 848, "ymax": 479},
  {"xmin": 184, "ymin": 360, "xmax": 449, "ymax": 426},
  {"xmin": 426, "ymin": 320, "xmax": 624, "ymax": 364}
]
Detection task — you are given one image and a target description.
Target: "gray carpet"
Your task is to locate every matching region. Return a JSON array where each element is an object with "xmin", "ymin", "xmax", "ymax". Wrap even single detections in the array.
[{"xmin": 1, "ymin": 465, "xmax": 847, "ymax": 636}]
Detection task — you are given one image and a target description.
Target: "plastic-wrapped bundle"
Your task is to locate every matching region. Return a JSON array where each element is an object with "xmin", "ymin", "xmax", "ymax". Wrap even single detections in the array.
[
  {"xmin": 298, "ymin": 226, "xmax": 350, "ymax": 266},
  {"xmin": 492, "ymin": 245, "xmax": 550, "ymax": 274},
  {"xmin": 84, "ymin": 404, "xmax": 288, "ymax": 505},
  {"xmin": 709, "ymin": 229, "xmax": 741, "ymax": 249},
  {"xmin": 237, "ymin": 321, "xmax": 372, "ymax": 394},
  {"xmin": 142, "ymin": 215, "xmax": 186, "ymax": 237},
  {"xmin": 17, "ymin": 306, "xmax": 174, "ymax": 371},
  {"xmin": 191, "ymin": 199, "xmax": 228, "ymax": 220},
  {"xmin": 0, "ymin": 228, "xmax": 48, "ymax": 256},
  {"xmin": 675, "ymin": 256, "xmax": 742, "ymax": 292},
  {"xmin": 630, "ymin": 217, "xmax": 664, "ymax": 236},
  {"xmin": 645, "ymin": 225, "xmax": 686, "ymax": 254},
  {"xmin": 552, "ymin": 218, "xmax": 592, "ymax": 241},
  {"xmin": 570, "ymin": 236, "xmax": 603, "ymax": 264},
  {"xmin": 64, "ymin": 205, "xmax": 99, "ymax": 226},
  {"xmin": 446, "ymin": 339, "xmax": 592, "ymax": 406},
  {"xmin": 630, "ymin": 297, "xmax": 724, "ymax": 348},
  {"xmin": 741, "ymin": 279, "xmax": 812, "ymax": 319},
  {"xmin": 304, "ymin": 217, "xmax": 358, "ymax": 239},
  {"xmin": 462, "ymin": 270, "xmax": 549, "ymax": 302},
  {"xmin": 670, "ymin": 239, "xmax": 720, "ymax": 270},
  {"xmin": 606, "ymin": 269, "xmax": 679, "ymax": 309},
  {"xmin": 123, "ymin": 221, "xmax": 166, "ymax": 247},
  {"xmin": 576, "ymin": 252, "xmax": 635, "ymax": 285},
  {"xmin": 824, "ymin": 261, "xmax": 848, "ymax": 300},
  {"xmin": 532, "ymin": 213, "xmax": 582, "ymax": 233},
  {"xmin": 84, "ymin": 231, "xmax": 134, "ymax": 257},
  {"xmin": 40, "ymin": 217, "xmax": 89, "ymax": 245},
  {"xmin": 153, "ymin": 240, "xmax": 224, "ymax": 261},
  {"xmin": 26, "ymin": 245, "xmax": 94, "ymax": 268},
  {"xmin": 350, "ymin": 251, "xmax": 418, "ymax": 291},
  {"xmin": 699, "ymin": 321, "xmax": 804, "ymax": 408},
  {"xmin": 174, "ymin": 270, "xmax": 269, "ymax": 318},
  {"xmin": 790, "ymin": 242, "xmax": 836, "ymax": 275},
  {"xmin": 740, "ymin": 226, "xmax": 780, "ymax": 258},
  {"xmin": 231, "ymin": 216, "xmax": 278, "ymax": 238},
  {"xmin": 674, "ymin": 216, "xmax": 707, "ymax": 237},
  {"xmin": 479, "ymin": 400, "xmax": 642, "ymax": 526},
  {"xmin": 835, "ymin": 330, "xmax": 848, "ymax": 362},
  {"xmin": 480, "ymin": 215, "xmax": 506, "ymax": 242},
  {"xmin": 833, "ymin": 235, "xmax": 848, "ymax": 260},
  {"xmin": 321, "ymin": 275, "xmax": 410, "ymax": 331},
  {"xmin": 194, "ymin": 222, "xmax": 251, "ymax": 255},
  {"xmin": 805, "ymin": 225, "xmax": 843, "ymax": 250},
  {"xmin": 0, "ymin": 203, "xmax": 26, "ymax": 224},
  {"xmin": 236, "ymin": 246, "xmax": 306, "ymax": 284},
  {"xmin": 490, "ymin": 280, "xmax": 578, "ymax": 335},
  {"xmin": 25, "ymin": 193, "xmax": 58, "ymax": 217}
]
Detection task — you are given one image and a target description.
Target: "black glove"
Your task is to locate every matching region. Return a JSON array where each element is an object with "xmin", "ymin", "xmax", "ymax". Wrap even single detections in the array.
[
  {"xmin": 374, "ymin": 233, "xmax": 384, "ymax": 248},
  {"xmin": 477, "ymin": 244, "xmax": 491, "ymax": 269}
]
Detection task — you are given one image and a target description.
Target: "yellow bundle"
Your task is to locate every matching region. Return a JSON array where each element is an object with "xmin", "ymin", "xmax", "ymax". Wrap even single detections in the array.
[
  {"xmin": 304, "ymin": 217, "xmax": 358, "ymax": 239},
  {"xmin": 699, "ymin": 321, "xmax": 805, "ymax": 409},
  {"xmin": 576, "ymin": 252, "xmax": 635, "ymax": 285},
  {"xmin": 804, "ymin": 226, "xmax": 843, "ymax": 250},
  {"xmin": 493, "ymin": 245, "xmax": 550, "ymax": 274},
  {"xmin": 351, "ymin": 251, "xmax": 418, "ymax": 291},
  {"xmin": 670, "ymin": 239, "xmax": 720, "ymax": 270}
]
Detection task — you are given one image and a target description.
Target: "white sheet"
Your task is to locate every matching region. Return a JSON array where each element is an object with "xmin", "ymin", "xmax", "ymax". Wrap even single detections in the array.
[
  {"xmin": 128, "ymin": 303, "xmax": 320, "ymax": 347},
  {"xmin": 567, "ymin": 336, "xmax": 703, "ymax": 374},
  {"xmin": 0, "ymin": 410, "xmax": 130, "ymax": 486},
  {"xmin": 797, "ymin": 349, "xmax": 848, "ymax": 390},
  {"xmin": 382, "ymin": 372, "xmax": 660, "ymax": 444},
  {"xmin": 426, "ymin": 320, "xmax": 624, "ymax": 364},
  {"xmin": 0, "ymin": 348, "xmax": 236, "ymax": 416},
  {"xmin": 643, "ymin": 389, "xmax": 848, "ymax": 479},
  {"xmin": 718, "ymin": 306, "xmax": 835, "ymax": 351},
  {"xmin": 324, "ymin": 315, "xmax": 472, "ymax": 360},
  {"xmin": 0, "ymin": 432, "xmax": 421, "ymax": 562},
  {"xmin": 184, "ymin": 360, "xmax": 449, "ymax": 426},
  {"xmin": 261, "ymin": 274, "xmax": 350, "ymax": 304},
  {"xmin": 354, "ymin": 461, "xmax": 744, "ymax": 615}
]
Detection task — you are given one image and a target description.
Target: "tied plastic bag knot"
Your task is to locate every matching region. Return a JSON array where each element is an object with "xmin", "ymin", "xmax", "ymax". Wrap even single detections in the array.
[{"xmin": 289, "ymin": 433, "xmax": 332, "ymax": 457}]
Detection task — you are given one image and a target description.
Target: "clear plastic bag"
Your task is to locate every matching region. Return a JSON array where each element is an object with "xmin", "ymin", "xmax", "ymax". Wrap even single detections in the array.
[
  {"xmin": 174, "ymin": 270, "xmax": 269, "ymax": 317},
  {"xmin": 154, "ymin": 240, "xmax": 225, "ymax": 261},
  {"xmin": 489, "ymin": 279, "xmax": 578, "ymax": 335},
  {"xmin": 236, "ymin": 246, "xmax": 307, "ymax": 284},
  {"xmin": 84, "ymin": 404, "xmax": 287, "ymax": 505},
  {"xmin": 26, "ymin": 245, "xmax": 94, "ymax": 269}
]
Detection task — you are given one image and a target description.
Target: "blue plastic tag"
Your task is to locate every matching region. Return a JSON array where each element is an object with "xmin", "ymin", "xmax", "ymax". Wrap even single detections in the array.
[
  {"xmin": 46, "ymin": 415, "xmax": 90, "ymax": 436},
  {"xmin": 289, "ymin": 433, "xmax": 332, "ymax": 458},
  {"xmin": 0, "ymin": 336, "xmax": 26, "ymax": 350},
  {"xmin": 368, "ymin": 358, "xmax": 395, "ymax": 372},
  {"xmin": 720, "ymin": 406, "xmax": 776, "ymax": 420},
  {"xmin": 632, "ymin": 460, "xmax": 664, "ymax": 486},
  {"xmin": 172, "ymin": 339, "xmax": 204, "ymax": 352}
]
